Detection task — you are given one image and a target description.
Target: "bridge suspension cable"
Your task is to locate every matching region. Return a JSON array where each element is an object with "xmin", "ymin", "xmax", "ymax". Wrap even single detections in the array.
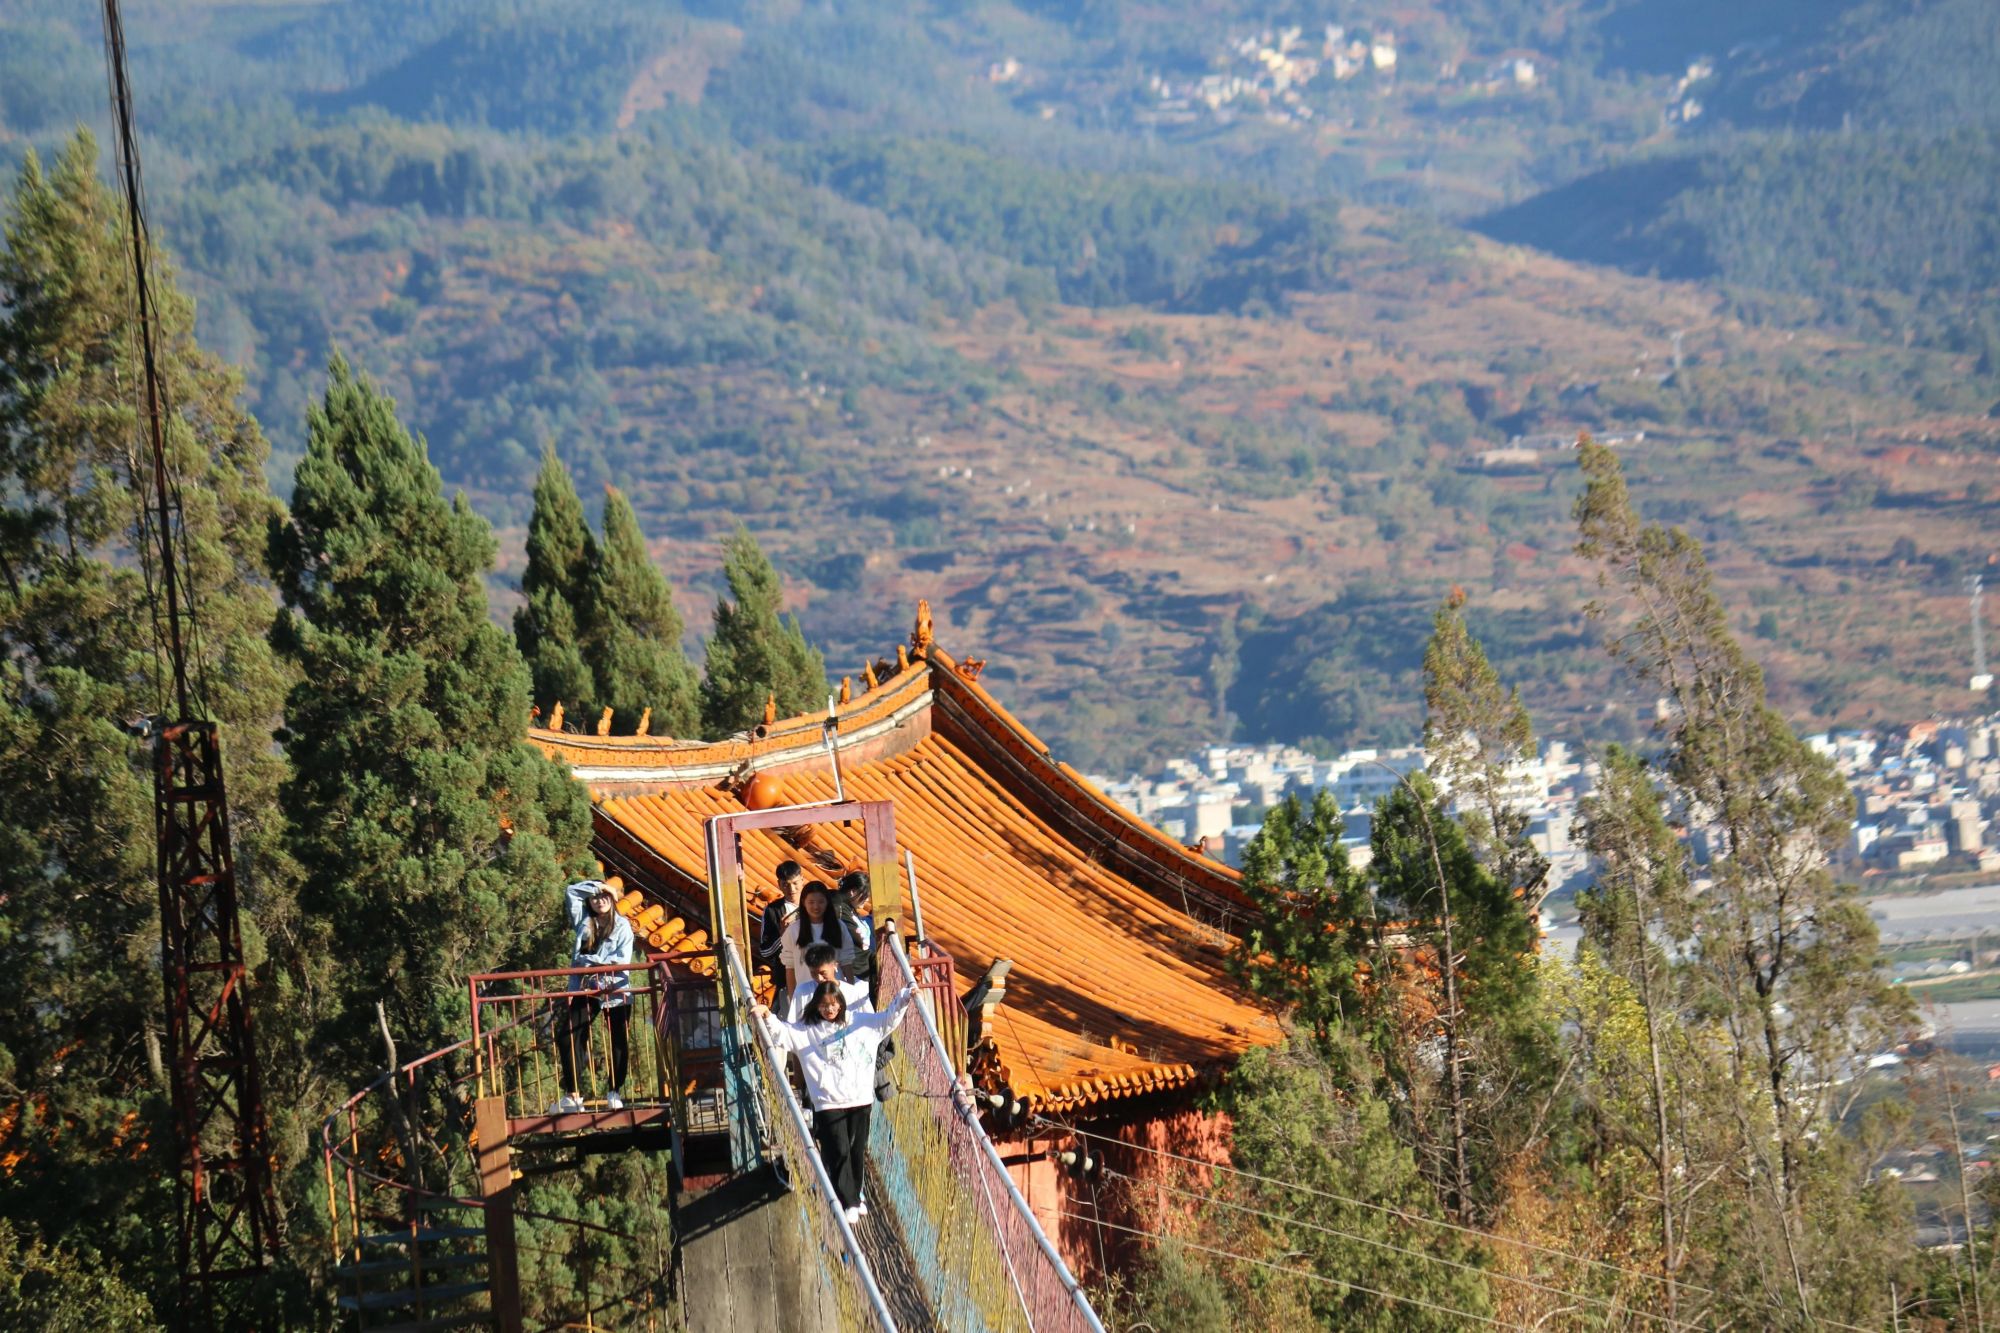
[{"xmin": 1042, "ymin": 1120, "xmax": 1880, "ymax": 1333}]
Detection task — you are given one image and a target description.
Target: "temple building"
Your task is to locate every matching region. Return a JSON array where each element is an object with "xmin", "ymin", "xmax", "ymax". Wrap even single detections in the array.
[{"xmin": 529, "ymin": 604, "xmax": 1280, "ymax": 1276}]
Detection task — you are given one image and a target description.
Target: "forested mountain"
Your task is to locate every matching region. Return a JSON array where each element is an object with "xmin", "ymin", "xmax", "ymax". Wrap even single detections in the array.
[
  {"xmin": 3, "ymin": 2, "xmax": 1997, "ymax": 1327},
  {"xmin": 1479, "ymin": 0, "xmax": 2000, "ymax": 354},
  {"xmin": 0, "ymin": 0, "xmax": 1991, "ymax": 771}
]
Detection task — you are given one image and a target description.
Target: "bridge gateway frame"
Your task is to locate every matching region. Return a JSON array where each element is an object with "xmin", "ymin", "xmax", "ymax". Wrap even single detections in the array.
[
  {"xmin": 701, "ymin": 798, "xmax": 1106, "ymax": 1333},
  {"xmin": 704, "ymin": 798, "xmax": 904, "ymax": 966}
]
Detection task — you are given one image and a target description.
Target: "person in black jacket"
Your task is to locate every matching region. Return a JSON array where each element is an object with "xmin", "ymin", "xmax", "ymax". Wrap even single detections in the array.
[{"xmin": 757, "ymin": 860, "xmax": 804, "ymax": 992}]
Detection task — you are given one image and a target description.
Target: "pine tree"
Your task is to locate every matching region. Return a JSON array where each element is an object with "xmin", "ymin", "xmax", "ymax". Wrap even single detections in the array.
[
  {"xmin": 0, "ymin": 131, "xmax": 293, "ymax": 1314},
  {"xmin": 1420, "ymin": 590, "xmax": 1548, "ymax": 907},
  {"xmin": 1575, "ymin": 743, "xmax": 1697, "ymax": 1319},
  {"xmin": 269, "ymin": 356, "xmax": 592, "ymax": 1069},
  {"xmin": 585, "ymin": 486, "xmax": 699, "ymax": 737},
  {"xmin": 698, "ymin": 524, "xmax": 825, "ymax": 736},
  {"xmin": 514, "ymin": 444, "xmax": 595, "ymax": 724},
  {"xmin": 1573, "ymin": 436, "xmax": 1909, "ymax": 1323},
  {"xmin": 1370, "ymin": 773, "xmax": 1544, "ymax": 1222}
]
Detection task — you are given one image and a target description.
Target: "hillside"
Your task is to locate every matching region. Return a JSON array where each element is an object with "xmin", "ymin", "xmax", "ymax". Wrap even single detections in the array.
[{"xmin": 0, "ymin": 0, "xmax": 1992, "ymax": 772}]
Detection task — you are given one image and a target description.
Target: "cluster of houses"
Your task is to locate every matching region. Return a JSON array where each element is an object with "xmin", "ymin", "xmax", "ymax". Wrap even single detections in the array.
[
  {"xmin": 1140, "ymin": 24, "xmax": 1397, "ymax": 128},
  {"xmin": 1822, "ymin": 714, "xmax": 2000, "ymax": 876},
  {"xmin": 1090, "ymin": 707, "xmax": 2000, "ymax": 913},
  {"xmin": 1089, "ymin": 736, "xmax": 1592, "ymax": 895}
]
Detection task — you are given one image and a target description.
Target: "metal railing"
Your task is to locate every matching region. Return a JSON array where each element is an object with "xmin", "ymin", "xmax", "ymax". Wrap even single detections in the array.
[
  {"xmin": 467, "ymin": 955, "xmax": 722, "ymax": 1133},
  {"xmin": 907, "ymin": 939, "xmax": 967, "ymax": 1073},
  {"xmin": 870, "ymin": 931, "xmax": 1107, "ymax": 1333},
  {"xmin": 720, "ymin": 937, "xmax": 900, "ymax": 1330},
  {"xmin": 319, "ymin": 1009, "xmax": 675, "ymax": 1332}
]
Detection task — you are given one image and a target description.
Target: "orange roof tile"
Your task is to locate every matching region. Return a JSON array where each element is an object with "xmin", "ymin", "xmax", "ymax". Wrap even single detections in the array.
[{"xmin": 532, "ymin": 643, "xmax": 1280, "ymax": 1115}]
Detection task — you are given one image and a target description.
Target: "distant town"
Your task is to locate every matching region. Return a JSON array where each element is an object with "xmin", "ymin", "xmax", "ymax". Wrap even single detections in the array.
[{"xmin": 1089, "ymin": 703, "xmax": 2000, "ymax": 900}]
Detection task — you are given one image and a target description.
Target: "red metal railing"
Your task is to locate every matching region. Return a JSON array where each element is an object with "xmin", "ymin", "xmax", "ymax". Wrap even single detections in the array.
[
  {"xmin": 906, "ymin": 939, "xmax": 964, "ymax": 1072},
  {"xmin": 466, "ymin": 952, "xmax": 741, "ymax": 1139},
  {"xmin": 320, "ymin": 983, "xmax": 676, "ymax": 1330}
]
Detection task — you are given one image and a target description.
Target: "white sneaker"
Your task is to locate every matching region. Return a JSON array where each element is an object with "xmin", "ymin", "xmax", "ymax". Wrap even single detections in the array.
[
  {"xmin": 854, "ymin": 1197, "xmax": 868, "ymax": 1217},
  {"xmin": 549, "ymin": 1095, "xmax": 584, "ymax": 1114},
  {"xmin": 843, "ymin": 1205, "xmax": 862, "ymax": 1226},
  {"xmin": 605, "ymin": 1090, "xmax": 624, "ymax": 1111}
]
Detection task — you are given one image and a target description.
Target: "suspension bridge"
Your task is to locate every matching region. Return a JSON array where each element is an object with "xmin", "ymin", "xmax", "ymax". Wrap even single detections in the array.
[{"xmin": 321, "ymin": 801, "xmax": 1105, "ymax": 1332}]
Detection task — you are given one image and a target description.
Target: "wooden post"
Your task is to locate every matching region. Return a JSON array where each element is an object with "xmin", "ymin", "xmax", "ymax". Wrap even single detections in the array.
[{"xmin": 475, "ymin": 1096, "xmax": 523, "ymax": 1333}]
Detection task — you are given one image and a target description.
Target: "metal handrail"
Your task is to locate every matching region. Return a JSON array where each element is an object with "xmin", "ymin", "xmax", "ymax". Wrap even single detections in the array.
[
  {"xmin": 718, "ymin": 935, "xmax": 900, "ymax": 1331},
  {"xmin": 880, "ymin": 936, "xmax": 1108, "ymax": 1333},
  {"xmin": 318, "ymin": 1007, "xmax": 646, "ymax": 1238}
]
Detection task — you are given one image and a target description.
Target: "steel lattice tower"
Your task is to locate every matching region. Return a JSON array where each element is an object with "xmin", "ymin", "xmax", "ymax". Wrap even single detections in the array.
[{"xmin": 100, "ymin": 1, "xmax": 281, "ymax": 1321}]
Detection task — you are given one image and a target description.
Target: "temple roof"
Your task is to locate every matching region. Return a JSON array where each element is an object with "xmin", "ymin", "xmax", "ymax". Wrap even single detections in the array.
[{"xmin": 528, "ymin": 614, "xmax": 1279, "ymax": 1117}]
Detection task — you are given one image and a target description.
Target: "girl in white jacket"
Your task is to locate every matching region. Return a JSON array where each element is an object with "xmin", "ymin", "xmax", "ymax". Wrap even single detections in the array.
[
  {"xmin": 755, "ymin": 979, "xmax": 911, "ymax": 1224},
  {"xmin": 778, "ymin": 881, "xmax": 870, "ymax": 991}
]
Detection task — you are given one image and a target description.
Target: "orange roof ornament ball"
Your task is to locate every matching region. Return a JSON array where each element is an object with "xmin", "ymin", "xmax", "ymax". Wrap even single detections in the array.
[{"xmin": 742, "ymin": 770, "xmax": 787, "ymax": 811}]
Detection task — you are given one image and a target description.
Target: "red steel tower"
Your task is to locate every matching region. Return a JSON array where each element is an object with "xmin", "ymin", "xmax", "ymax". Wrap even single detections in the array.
[{"xmin": 101, "ymin": 1, "xmax": 282, "ymax": 1322}]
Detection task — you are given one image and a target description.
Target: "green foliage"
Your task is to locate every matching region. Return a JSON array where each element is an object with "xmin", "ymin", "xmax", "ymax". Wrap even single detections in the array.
[
  {"xmin": 1195, "ymin": 1037, "xmax": 1495, "ymax": 1329},
  {"xmin": 1577, "ymin": 743, "xmax": 1691, "ymax": 963},
  {"xmin": 585, "ymin": 485, "xmax": 699, "ymax": 737},
  {"xmin": 516, "ymin": 444, "xmax": 597, "ymax": 722},
  {"xmin": 1371, "ymin": 774, "xmax": 1549, "ymax": 1176},
  {"xmin": 269, "ymin": 356, "xmax": 592, "ymax": 1065},
  {"xmin": 0, "ymin": 1219, "xmax": 156, "ymax": 1332},
  {"xmin": 1421, "ymin": 592, "xmax": 1547, "ymax": 899},
  {"xmin": 1228, "ymin": 791, "xmax": 1375, "ymax": 1050},
  {"xmin": 698, "ymin": 525, "xmax": 826, "ymax": 736},
  {"xmin": 1121, "ymin": 1238, "xmax": 1238, "ymax": 1333},
  {"xmin": 1571, "ymin": 436, "xmax": 1913, "ymax": 1323},
  {"xmin": 1480, "ymin": 130, "xmax": 2000, "ymax": 350},
  {"xmin": 341, "ymin": 7, "xmax": 673, "ymax": 135},
  {"xmin": 0, "ymin": 131, "xmax": 295, "ymax": 1319},
  {"xmin": 802, "ymin": 138, "xmax": 1345, "ymax": 312}
]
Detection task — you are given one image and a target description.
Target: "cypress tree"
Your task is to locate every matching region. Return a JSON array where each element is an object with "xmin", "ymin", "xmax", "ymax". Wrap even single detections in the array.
[
  {"xmin": 269, "ymin": 357, "xmax": 592, "ymax": 1066},
  {"xmin": 0, "ymin": 132, "xmax": 292, "ymax": 1314},
  {"xmin": 514, "ymin": 444, "xmax": 595, "ymax": 723},
  {"xmin": 698, "ymin": 524, "xmax": 826, "ymax": 736},
  {"xmin": 1227, "ymin": 790, "xmax": 1374, "ymax": 1051},
  {"xmin": 586, "ymin": 485, "xmax": 699, "ymax": 737}
]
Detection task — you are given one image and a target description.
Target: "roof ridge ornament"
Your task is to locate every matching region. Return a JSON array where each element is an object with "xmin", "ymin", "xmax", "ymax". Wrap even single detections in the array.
[
  {"xmin": 548, "ymin": 701, "xmax": 565, "ymax": 733},
  {"xmin": 636, "ymin": 706, "xmax": 651, "ymax": 737},
  {"xmin": 911, "ymin": 598, "xmax": 935, "ymax": 657},
  {"xmin": 596, "ymin": 707, "xmax": 614, "ymax": 737}
]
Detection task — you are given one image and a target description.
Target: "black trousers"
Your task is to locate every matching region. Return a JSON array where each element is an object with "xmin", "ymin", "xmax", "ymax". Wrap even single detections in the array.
[
  {"xmin": 557, "ymin": 995, "xmax": 629, "ymax": 1095},
  {"xmin": 813, "ymin": 1104, "xmax": 872, "ymax": 1209}
]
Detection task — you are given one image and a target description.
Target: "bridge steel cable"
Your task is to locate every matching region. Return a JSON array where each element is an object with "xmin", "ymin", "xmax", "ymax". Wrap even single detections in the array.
[
  {"xmin": 1090, "ymin": 1162, "xmax": 1698, "ymax": 1330},
  {"xmin": 1051, "ymin": 1209, "xmax": 1532, "ymax": 1330},
  {"xmin": 1041, "ymin": 1120, "xmax": 1881, "ymax": 1333}
]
